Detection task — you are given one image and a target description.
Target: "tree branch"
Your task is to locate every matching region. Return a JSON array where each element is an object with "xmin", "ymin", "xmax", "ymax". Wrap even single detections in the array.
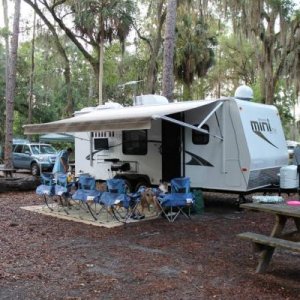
[
  {"xmin": 132, "ymin": 22, "xmax": 152, "ymax": 51},
  {"xmin": 35, "ymin": 0, "xmax": 98, "ymax": 67}
]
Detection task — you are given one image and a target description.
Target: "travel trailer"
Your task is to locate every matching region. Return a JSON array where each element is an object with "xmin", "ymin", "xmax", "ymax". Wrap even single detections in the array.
[{"xmin": 24, "ymin": 94, "xmax": 289, "ymax": 194}]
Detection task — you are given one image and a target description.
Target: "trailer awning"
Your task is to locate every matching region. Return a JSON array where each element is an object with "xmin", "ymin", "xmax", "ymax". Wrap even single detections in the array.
[
  {"xmin": 39, "ymin": 133, "xmax": 75, "ymax": 142},
  {"xmin": 24, "ymin": 98, "xmax": 227, "ymax": 134}
]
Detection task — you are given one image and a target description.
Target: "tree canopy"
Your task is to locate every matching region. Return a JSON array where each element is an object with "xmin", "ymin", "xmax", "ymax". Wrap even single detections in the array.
[{"xmin": 0, "ymin": 0, "xmax": 300, "ymax": 141}]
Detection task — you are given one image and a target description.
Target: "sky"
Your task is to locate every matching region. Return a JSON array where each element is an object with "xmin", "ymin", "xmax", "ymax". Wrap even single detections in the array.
[{"xmin": 0, "ymin": 0, "xmax": 32, "ymax": 27}]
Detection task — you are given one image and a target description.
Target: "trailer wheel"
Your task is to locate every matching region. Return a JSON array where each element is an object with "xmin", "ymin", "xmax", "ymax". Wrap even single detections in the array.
[
  {"xmin": 123, "ymin": 179, "xmax": 132, "ymax": 193},
  {"xmin": 236, "ymin": 195, "xmax": 246, "ymax": 211},
  {"xmin": 135, "ymin": 180, "xmax": 148, "ymax": 192}
]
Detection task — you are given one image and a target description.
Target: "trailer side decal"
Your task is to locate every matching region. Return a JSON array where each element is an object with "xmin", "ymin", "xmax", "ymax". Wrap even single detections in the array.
[
  {"xmin": 250, "ymin": 119, "xmax": 278, "ymax": 149},
  {"xmin": 86, "ymin": 150, "xmax": 101, "ymax": 161},
  {"xmin": 185, "ymin": 150, "xmax": 214, "ymax": 167}
]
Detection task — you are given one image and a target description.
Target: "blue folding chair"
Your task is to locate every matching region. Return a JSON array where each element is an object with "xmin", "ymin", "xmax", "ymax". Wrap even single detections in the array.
[
  {"xmin": 72, "ymin": 175, "xmax": 101, "ymax": 220},
  {"xmin": 97, "ymin": 178, "xmax": 133, "ymax": 223},
  {"xmin": 157, "ymin": 177, "xmax": 194, "ymax": 222},
  {"xmin": 36, "ymin": 173, "xmax": 56, "ymax": 211},
  {"xmin": 54, "ymin": 173, "xmax": 74, "ymax": 214}
]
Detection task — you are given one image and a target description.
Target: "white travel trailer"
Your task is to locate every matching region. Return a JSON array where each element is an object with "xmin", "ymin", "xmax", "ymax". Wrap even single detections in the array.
[{"xmin": 24, "ymin": 95, "xmax": 288, "ymax": 194}]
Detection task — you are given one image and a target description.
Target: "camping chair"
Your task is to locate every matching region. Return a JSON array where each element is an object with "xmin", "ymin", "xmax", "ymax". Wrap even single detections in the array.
[
  {"xmin": 36, "ymin": 173, "xmax": 56, "ymax": 211},
  {"xmin": 97, "ymin": 178, "xmax": 133, "ymax": 223},
  {"xmin": 54, "ymin": 173, "xmax": 74, "ymax": 214},
  {"xmin": 157, "ymin": 177, "xmax": 194, "ymax": 222},
  {"xmin": 71, "ymin": 175, "xmax": 101, "ymax": 220}
]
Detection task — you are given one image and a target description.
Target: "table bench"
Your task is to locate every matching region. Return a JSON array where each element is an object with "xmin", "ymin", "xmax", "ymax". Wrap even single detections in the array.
[
  {"xmin": 238, "ymin": 202, "xmax": 300, "ymax": 273},
  {"xmin": 238, "ymin": 232, "xmax": 300, "ymax": 273},
  {"xmin": 238, "ymin": 231, "xmax": 300, "ymax": 254},
  {"xmin": 0, "ymin": 168, "xmax": 16, "ymax": 178}
]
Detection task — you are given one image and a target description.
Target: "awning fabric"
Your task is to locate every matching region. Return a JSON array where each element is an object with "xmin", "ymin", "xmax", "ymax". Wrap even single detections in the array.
[
  {"xmin": 39, "ymin": 133, "xmax": 74, "ymax": 142},
  {"xmin": 24, "ymin": 99, "xmax": 225, "ymax": 134}
]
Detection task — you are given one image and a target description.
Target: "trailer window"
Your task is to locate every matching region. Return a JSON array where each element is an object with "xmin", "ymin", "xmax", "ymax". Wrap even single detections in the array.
[
  {"xmin": 122, "ymin": 130, "xmax": 147, "ymax": 155},
  {"xmin": 192, "ymin": 124, "xmax": 209, "ymax": 145},
  {"xmin": 94, "ymin": 138, "xmax": 109, "ymax": 150}
]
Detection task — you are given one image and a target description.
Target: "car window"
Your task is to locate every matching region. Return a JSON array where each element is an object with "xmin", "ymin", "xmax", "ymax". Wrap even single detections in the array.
[
  {"xmin": 40, "ymin": 145, "xmax": 56, "ymax": 154},
  {"xmin": 22, "ymin": 145, "xmax": 31, "ymax": 154},
  {"xmin": 31, "ymin": 145, "xmax": 56, "ymax": 154},
  {"xmin": 14, "ymin": 145, "xmax": 23, "ymax": 153},
  {"xmin": 31, "ymin": 145, "xmax": 40, "ymax": 154}
]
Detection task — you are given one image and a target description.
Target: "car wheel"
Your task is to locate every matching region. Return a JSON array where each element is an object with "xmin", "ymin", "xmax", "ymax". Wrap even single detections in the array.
[{"xmin": 31, "ymin": 163, "xmax": 40, "ymax": 176}]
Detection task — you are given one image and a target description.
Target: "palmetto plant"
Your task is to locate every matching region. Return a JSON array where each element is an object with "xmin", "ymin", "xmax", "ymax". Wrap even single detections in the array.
[{"xmin": 175, "ymin": 10, "xmax": 216, "ymax": 99}]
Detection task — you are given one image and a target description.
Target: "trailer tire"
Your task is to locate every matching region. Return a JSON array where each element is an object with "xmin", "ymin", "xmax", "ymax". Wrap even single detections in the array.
[
  {"xmin": 135, "ymin": 180, "xmax": 148, "ymax": 192},
  {"xmin": 123, "ymin": 179, "xmax": 132, "ymax": 193},
  {"xmin": 114, "ymin": 174, "xmax": 150, "ymax": 193}
]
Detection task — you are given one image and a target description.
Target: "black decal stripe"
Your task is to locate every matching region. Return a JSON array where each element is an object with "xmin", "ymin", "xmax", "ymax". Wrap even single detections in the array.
[
  {"xmin": 86, "ymin": 149, "xmax": 103, "ymax": 160},
  {"xmin": 186, "ymin": 157, "xmax": 202, "ymax": 166},
  {"xmin": 185, "ymin": 150, "xmax": 214, "ymax": 167},
  {"xmin": 254, "ymin": 131, "xmax": 278, "ymax": 149}
]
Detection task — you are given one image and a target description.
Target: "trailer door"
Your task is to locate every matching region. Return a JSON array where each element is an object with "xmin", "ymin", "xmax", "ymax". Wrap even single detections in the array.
[{"xmin": 161, "ymin": 113, "xmax": 181, "ymax": 181}]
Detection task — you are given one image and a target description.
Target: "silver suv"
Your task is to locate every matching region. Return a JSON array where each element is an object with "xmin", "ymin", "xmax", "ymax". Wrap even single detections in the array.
[{"xmin": 12, "ymin": 140, "xmax": 57, "ymax": 176}]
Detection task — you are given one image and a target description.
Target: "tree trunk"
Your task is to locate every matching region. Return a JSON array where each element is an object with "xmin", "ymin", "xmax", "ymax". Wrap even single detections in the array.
[
  {"xmin": 4, "ymin": 0, "xmax": 21, "ymax": 169},
  {"xmin": 98, "ymin": 18, "xmax": 105, "ymax": 105},
  {"xmin": 145, "ymin": 0, "xmax": 166, "ymax": 94},
  {"xmin": 264, "ymin": 58, "xmax": 275, "ymax": 105},
  {"xmin": 183, "ymin": 83, "xmax": 192, "ymax": 101},
  {"xmin": 64, "ymin": 64, "xmax": 73, "ymax": 117},
  {"xmin": 1, "ymin": 0, "xmax": 9, "ymax": 144},
  {"xmin": 2, "ymin": 0, "xmax": 9, "ymax": 85},
  {"xmin": 88, "ymin": 71, "xmax": 95, "ymax": 100},
  {"xmin": 162, "ymin": 0, "xmax": 177, "ymax": 101},
  {"xmin": 28, "ymin": 8, "xmax": 36, "ymax": 126}
]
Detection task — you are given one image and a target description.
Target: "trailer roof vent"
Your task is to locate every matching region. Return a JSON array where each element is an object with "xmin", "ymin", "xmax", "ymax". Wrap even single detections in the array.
[
  {"xmin": 134, "ymin": 94, "xmax": 169, "ymax": 106},
  {"xmin": 74, "ymin": 107, "xmax": 96, "ymax": 116},
  {"xmin": 96, "ymin": 101, "xmax": 123, "ymax": 110},
  {"xmin": 74, "ymin": 101, "xmax": 123, "ymax": 116}
]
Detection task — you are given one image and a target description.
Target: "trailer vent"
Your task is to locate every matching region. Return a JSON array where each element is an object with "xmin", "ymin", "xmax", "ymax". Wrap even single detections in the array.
[
  {"xmin": 134, "ymin": 95, "xmax": 169, "ymax": 106},
  {"xmin": 93, "ymin": 131, "xmax": 114, "ymax": 138}
]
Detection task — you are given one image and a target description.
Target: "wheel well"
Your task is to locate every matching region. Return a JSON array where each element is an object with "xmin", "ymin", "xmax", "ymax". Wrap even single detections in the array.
[{"xmin": 113, "ymin": 174, "xmax": 151, "ymax": 191}]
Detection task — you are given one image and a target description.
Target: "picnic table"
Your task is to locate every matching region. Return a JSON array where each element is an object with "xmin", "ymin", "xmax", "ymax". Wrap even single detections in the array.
[
  {"xmin": 0, "ymin": 167, "xmax": 16, "ymax": 178},
  {"xmin": 237, "ymin": 202, "xmax": 300, "ymax": 273}
]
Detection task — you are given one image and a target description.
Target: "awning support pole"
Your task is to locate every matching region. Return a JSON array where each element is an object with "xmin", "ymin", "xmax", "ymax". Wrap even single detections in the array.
[
  {"xmin": 197, "ymin": 102, "xmax": 224, "ymax": 129},
  {"xmin": 90, "ymin": 132, "xmax": 93, "ymax": 167}
]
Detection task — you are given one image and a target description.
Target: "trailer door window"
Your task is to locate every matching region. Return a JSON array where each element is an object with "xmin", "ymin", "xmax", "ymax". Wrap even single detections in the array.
[
  {"xmin": 122, "ymin": 130, "xmax": 147, "ymax": 155},
  {"xmin": 192, "ymin": 124, "xmax": 209, "ymax": 145}
]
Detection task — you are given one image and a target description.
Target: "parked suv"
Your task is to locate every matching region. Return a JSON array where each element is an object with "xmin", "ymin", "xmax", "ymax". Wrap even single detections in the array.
[{"xmin": 12, "ymin": 140, "xmax": 57, "ymax": 176}]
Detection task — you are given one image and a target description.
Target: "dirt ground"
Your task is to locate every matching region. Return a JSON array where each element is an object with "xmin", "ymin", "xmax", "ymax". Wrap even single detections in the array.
[{"xmin": 0, "ymin": 185, "xmax": 300, "ymax": 299}]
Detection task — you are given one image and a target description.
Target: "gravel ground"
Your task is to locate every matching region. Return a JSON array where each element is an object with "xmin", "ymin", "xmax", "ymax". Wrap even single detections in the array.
[{"xmin": 0, "ymin": 184, "xmax": 299, "ymax": 299}]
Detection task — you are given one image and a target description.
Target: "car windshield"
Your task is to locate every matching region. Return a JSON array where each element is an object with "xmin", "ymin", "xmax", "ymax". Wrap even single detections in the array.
[{"xmin": 31, "ymin": 144, "xmax": 57, "ymax": 155}]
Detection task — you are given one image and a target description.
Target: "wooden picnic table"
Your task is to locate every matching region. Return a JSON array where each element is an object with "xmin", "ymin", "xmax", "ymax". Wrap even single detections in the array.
[
  {"xmin": 237, "ymin": 202, "xmax": 300, "ymax": 273},
  {"xmin": 0, "ymin": 167, "xmax": 16, "ymax": 178}
]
